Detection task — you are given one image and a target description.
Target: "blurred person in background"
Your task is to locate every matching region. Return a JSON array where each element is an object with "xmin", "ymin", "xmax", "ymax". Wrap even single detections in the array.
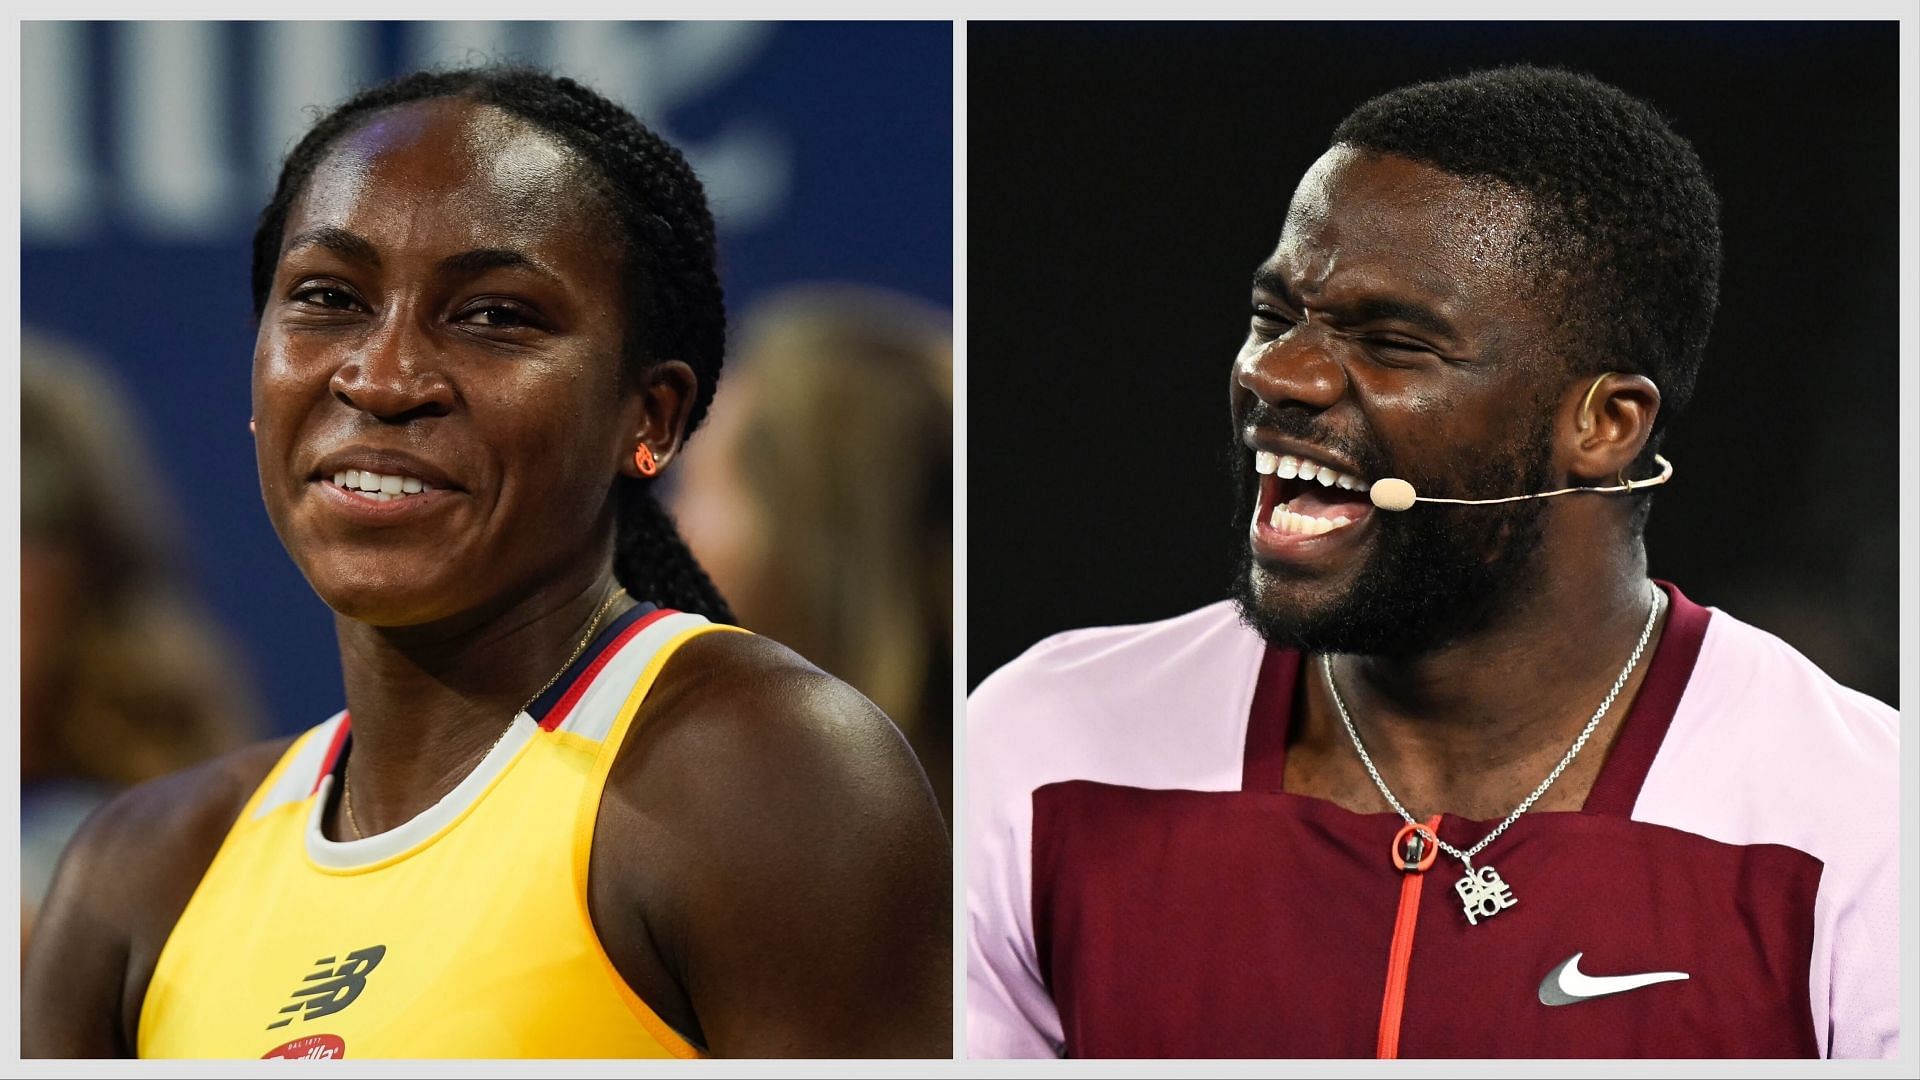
[
  {"xmin": 23, "ymin": 19, "xmax": 955, "ymax": 766},
  {"xmin": 21, "ymin": 334, "xmax": 259, "ymax": 941},
  {"xmin": 23, "ymin": 66, "xmax": 949, "ymax": 1060},
  {"xmin": 672, "ymin": 286, "xmax": 953, "ymax": 816}
]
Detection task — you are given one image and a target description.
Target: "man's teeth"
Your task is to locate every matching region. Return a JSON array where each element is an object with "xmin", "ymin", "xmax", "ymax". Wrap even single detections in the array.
[
  {"xmin": 1268, "ymin": 502, "xmax": 1355, "ymax": 536},
  {"xmin": 1252, "ymin": 451, "xmax": 1368, "ymax": 491},
  {"xmin": 333, "ymin": 469, "xmax": 431, "ymax": 501}
]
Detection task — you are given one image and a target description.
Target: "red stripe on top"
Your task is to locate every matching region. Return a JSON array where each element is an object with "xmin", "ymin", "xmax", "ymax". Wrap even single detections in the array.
[
  {"xmin": 537, "ymin": 607, "xmax": 680, "ymax": 732},
  {"xmin": 311, "ymin": 715, "xmax": 353, "ymax": 796},
  {"xmin": 1376, "ymin": 814, "xmax": 1443, "ymax": 1059}
]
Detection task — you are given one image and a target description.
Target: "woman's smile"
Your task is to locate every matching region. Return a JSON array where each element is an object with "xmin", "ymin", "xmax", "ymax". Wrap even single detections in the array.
[{"xmin": 252, "ymin": 99, "xmax": 631, "ymax": 624}]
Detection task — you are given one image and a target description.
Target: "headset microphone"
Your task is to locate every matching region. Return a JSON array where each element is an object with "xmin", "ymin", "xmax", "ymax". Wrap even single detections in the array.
[{"xmin": 1368, "ymin": 454, "xmax": 1674, "ymax": 512}]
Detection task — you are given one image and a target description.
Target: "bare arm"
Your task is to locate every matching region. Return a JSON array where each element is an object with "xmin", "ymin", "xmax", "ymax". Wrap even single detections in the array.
[
  {"xmin": 595, "ymin": 632, "xmax": 951, "ymax": 1058},
  {"xmin": 22, "ymin": 741, "xmax": 289, "ymax": 1057}
]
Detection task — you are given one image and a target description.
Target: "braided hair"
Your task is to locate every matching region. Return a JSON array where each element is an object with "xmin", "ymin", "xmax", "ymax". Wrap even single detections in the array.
[{"xmin": 251, "ymin": 66, "xmax": 734, "ymax": 622}]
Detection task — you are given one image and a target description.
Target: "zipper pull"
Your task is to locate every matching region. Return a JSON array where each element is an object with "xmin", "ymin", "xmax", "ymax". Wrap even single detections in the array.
[{"xmin": 1392, "ymin": 821, "xmax": 1438, "ymax": 874}]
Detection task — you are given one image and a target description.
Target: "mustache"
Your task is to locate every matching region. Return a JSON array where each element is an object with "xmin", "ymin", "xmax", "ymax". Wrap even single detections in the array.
[{"xmin": 1239, "ymin": 400, "xmax": 1389, "ymax": 479}]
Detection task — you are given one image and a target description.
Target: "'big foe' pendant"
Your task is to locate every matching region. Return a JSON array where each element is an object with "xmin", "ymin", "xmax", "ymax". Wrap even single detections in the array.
[{"xmin": 1454, "ymin": 863, "xmax": 1518, "ymax": 926}]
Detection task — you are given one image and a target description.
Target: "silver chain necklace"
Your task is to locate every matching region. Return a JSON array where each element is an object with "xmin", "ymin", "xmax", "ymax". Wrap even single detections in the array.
[{"xmin": 1322, "ymin": 580, "xmax": 1663, "ymax": 926}]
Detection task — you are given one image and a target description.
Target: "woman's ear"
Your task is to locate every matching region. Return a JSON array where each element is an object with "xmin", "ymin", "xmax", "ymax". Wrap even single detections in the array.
[{"xmin": 620, "ymin": 360, "xmax": 699, "ymax": 479}]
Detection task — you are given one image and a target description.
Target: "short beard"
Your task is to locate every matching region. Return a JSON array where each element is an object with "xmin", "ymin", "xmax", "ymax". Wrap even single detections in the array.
[{"xmin": 1229, "ymin": 414, "xmax": 1555, "ymax": 658}]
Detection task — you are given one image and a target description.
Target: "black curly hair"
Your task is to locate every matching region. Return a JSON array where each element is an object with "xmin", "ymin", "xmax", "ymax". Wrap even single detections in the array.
[
  {"xmin": 1332, "ymin": 65, "xmax": 1722, "ymax": 456},
  {"xmin": 251, "ymin": 66, "xmax": 733, "ymax": 622}
]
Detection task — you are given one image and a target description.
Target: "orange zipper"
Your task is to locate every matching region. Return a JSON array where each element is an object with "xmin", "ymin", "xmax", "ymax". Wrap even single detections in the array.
[{"xmin": 1377, "ymin": 815, "xmax": 1442, "ymax": 1059}]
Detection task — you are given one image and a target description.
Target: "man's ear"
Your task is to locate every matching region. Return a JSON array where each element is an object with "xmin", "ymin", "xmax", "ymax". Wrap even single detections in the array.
[
  {"xmin": 619, "ymin": 360, "xmax": 699, "ymax": 479},
  {"xmin": 1563, "ymin": 371, "xmax": 1661, "ymax": 483}
]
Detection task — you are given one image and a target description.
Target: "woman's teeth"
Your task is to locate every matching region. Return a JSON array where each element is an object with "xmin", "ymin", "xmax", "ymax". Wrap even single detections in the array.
[{"xmin": 333, "ymin": 469, "xmax": 430, "ymax": 502}]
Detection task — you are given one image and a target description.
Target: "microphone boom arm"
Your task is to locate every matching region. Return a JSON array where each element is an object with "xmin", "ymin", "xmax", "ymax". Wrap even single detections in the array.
[{"xmin": 1369, "ymin": 454, "xmax": 1673, "ymax": 511}]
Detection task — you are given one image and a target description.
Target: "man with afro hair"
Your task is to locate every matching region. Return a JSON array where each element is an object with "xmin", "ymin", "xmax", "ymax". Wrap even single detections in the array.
[{"xmin": 967, "ymin": 66, "xmax": 1896, "ymax": 1059}]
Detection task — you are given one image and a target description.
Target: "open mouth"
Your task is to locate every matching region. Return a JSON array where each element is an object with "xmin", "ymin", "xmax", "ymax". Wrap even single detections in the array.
[{"xmin": 1253, "ymin": 450, "xmax": 1377, "ymax": 537}]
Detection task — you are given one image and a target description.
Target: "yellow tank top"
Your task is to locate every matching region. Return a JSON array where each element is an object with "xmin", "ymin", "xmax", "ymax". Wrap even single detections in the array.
[{"xmin": 138, "ymin": 607, "xmax": 741, "ymax": 1059}]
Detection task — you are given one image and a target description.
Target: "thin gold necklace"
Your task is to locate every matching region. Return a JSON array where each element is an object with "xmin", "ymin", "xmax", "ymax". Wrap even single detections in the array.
[{"xmin": 342, "ymin": 586, "xmax": 629, "ymax": 840}]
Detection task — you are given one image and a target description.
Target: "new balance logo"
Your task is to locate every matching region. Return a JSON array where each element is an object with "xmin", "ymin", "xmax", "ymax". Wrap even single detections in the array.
[{"xmin": 266, "ymin": 945, "xmax": 387, "ymax": 1029}]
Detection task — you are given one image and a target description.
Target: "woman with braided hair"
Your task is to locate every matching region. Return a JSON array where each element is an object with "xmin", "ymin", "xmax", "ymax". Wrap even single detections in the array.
[{"xmin": 23, "ymin": 67, "xmax": 950, "ymax": 1059}]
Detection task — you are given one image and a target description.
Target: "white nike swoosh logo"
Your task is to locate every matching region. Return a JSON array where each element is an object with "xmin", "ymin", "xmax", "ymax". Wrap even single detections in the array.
[{"xmin": 1538, "ymin": 952, "xmax": 1689, "ymax": 1006}]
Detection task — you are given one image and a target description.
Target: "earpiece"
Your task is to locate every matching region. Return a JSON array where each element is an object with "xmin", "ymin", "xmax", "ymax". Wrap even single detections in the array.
[{"xmin": 1577, "ymin": 371, "xmax": 1614, "ymax": 433}]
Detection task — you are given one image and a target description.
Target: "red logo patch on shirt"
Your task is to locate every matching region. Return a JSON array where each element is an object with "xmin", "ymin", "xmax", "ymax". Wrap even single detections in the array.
[{"xmin": 262, "ymin": 1033, "xmax": 346, "ymax": 1059}]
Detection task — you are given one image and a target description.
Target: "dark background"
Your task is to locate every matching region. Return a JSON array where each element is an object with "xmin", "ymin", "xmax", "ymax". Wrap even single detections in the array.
[
  {"xmin": 968, "ymin": 21, "xmax": 1900, "ymax": 705},
  {"xmin": 23, "ymin": 21, "xmax": 952, "ymax": 737}
]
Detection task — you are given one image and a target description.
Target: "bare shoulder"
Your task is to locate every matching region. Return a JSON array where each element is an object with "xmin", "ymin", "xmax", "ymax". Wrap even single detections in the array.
[
  {"xmin": 600, "ymin": 629, "xmax": 951, "ymax": 1057},
  {"xmin": 637, "ymin": 629, "xmax": 939, "ymax": 792},
  {"xmin": 23, "ymin": 737, "xmax": 295, "ymax": 1057},
  {"xmin": 620, "ymin": 628, "xmax": 948, "ymax": 886}
]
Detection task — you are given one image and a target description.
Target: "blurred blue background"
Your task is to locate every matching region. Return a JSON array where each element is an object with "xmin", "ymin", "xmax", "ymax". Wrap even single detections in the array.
[{"xmin": 22, "ymin": 21, "xmax": 954, "ymax": 737}]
